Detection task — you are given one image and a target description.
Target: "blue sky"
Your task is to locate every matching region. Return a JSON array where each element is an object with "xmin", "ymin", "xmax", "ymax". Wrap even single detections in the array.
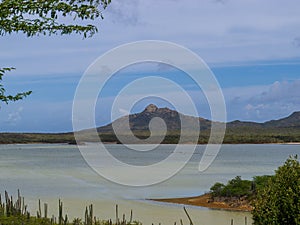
[{"xmin": 1, "ymin": 0, "xmax": 300, "ymax": 132}]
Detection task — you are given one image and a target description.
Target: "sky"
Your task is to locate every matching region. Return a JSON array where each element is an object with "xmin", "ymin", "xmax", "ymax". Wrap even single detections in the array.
[{"xmin": 1, "ymin": 0, "xmax": 300, "ymax": 132}]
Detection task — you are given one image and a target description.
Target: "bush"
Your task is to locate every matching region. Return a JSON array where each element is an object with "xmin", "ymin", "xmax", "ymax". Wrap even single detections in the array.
[
  {"xmin": 252, "ymin": 156, "xmax": 300, "ymax": 225},
  {"xmin": 210, "ymin": 182, "xmax": 225, "ymax": 197},
  {"xmin": 210, "ymin": 176, "xmax": 253, "ymax": 198}
]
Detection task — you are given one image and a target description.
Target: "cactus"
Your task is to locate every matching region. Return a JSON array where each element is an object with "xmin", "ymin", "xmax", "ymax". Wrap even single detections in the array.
[
  {"xmin": 59, "ymin": 199, "xmax": 63, "ymax": 225},
  {"xmin": 44, "ymin": 203, "xmax": 48, "ymax": 219}
]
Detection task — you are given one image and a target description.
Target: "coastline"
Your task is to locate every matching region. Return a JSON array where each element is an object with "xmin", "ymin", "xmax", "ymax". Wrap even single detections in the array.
[
  {"xmin": 1, "ymin": 141, "xmax": 300, "ymax": 145},
  {"xmin": 150, "ymin": 193, "xmax": 253, "ymax": 212}
]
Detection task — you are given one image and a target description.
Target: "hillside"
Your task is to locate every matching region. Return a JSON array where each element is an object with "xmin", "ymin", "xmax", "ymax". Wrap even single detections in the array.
[
  {"xmin": 1, "ymin": 105, "xmax": 300, "ymax": 144},
  {"xmin": 263, "ymin": 111, "xmax": 300, "ymax": 128},
  {"xmin": 98, "ymin": 104, "xmax": 212, "ymax": 133},
  {"xmin": 99, "ymin": 104, "xmax": 300, "ymax": 133},
  {"xmin": 94, "ymin": 104, "xmax": 300, "ymax": 144}
]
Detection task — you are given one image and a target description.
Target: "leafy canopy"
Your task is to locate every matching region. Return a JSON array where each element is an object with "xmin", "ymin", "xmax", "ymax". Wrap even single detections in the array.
[
  {"xmin": 210, "ymin": 176, "xmax": 254, "ymax": 198},
  {"xmin": 252, "ymin": 156, "xmax": 300, "ymax": 225},
  {"xmin": 0, "ymin": 0, "xmax": 111, "ymax": 38},
  {"xmin": 0, "ymin": 68, "xmax": 32, "ymax": 103},
  {"xmin": 0, "ymin": 0, "xmax": 111, "ymax": 105}
]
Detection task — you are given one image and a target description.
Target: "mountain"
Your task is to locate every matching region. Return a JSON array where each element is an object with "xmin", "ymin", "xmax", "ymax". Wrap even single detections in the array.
[
  {"xmin": 98, "ymin": 104, "xmax": 300, "ymax": 133},
  {"xmin": 94, "ymin": 104, "xmax": 300, "ymax": 144},
  {"xmin": 97, "ymin": 104, "xmax": 212, "ymax": 134},
  {"xmin": 227, "ymin": 112, "xmax": 300, "ymax": 129},
  {"xmin": 263, "ymin": 111, "xmax": 300, "ymax": 128}
]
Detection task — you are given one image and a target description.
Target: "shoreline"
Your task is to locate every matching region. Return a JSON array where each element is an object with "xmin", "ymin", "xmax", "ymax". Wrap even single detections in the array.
[
  {"xmin": 150, "ymin": 193, "xmax": 253, "ymax": 212},
  {"xmin": 1, "ymin": 142, "xmax": 300, "ymax": 145}
]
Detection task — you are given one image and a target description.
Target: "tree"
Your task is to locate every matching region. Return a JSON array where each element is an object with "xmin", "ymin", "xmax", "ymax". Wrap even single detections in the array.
[
  {"xmin": 0, "ymin": 0, "xmax": 111, "ymax": 105},
  {"xmin": 210, "ymin": 176, "xmax": 253, "ymax": 198},
  {"xmin": 252, "ymin": 175, "xmax": 273, "ymax": 192},
  {"xmin": 210, "ymin": 182, "xmax": 225, "ymax": 197},
  {"xmin": 223, "ymin": 176, "xmax": 252, "ymax": 197},
  {"xmin": 0, "ymin": 67, "xmax": 32, "ymax": 103},
  {"xmin": 252, "ymin": 156, "xmax": 300, "ymax": 225}
]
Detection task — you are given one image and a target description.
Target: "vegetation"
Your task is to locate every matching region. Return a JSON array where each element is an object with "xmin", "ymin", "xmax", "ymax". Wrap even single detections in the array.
[
  {"xmin": 0, "ymin": 68, "xmax": 32, "ymax": 105},
  {"xmin": 0, "ymin": 0, "xmax": 111, "ymax": 105},
  {"xmin": 0, "ymin": 190, "xmax": 141, "ymax": 225},
  {"xmin": 209, "ymin": 156, "xmax": 300, "ymax": 224},
  {"xmin": 0, "ymin": 0, "xmax": 111, "ymax": 37},
  {"xmin": 0, "ymin": 190, "xmax": 203, "ymax": 225},
  {"xmin": 252, "ymin": 156, "xmax": 300, "ymax": 225},
  {"xmin": 0, "ymin": 132, "xmax": 75, "ymax": 144},
  {"xmin": 210, "ymin": 175, "xmax": 272, "ymax": 199},
  {"xmin": 223, "ymin": 126, "xmax": 300, "ymax": 144},
  {"xmin": 1, "ymin": 127, "xmax": 300, "ymax": 144},
  {"xmin": 0, "ymin": 159, "xmax": 298, "ymax": 225}
]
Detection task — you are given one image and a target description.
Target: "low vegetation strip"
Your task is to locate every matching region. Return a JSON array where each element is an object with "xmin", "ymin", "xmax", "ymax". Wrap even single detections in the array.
[{"xmin": 1, "ymin": 129, "xmax": 300, "ymax": 144}]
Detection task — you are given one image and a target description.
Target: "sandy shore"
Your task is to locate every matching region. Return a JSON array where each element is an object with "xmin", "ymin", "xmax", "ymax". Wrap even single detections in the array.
[
  {"xmin": 151, "ymin": 193, "xmax": 253, "ymax": 212},
  {"xmin": 282, "ymin": 142, "xmax": 300, "ymax": 145}
]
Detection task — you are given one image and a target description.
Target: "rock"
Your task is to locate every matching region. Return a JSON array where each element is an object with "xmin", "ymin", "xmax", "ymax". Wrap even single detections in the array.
[{"xmin": 144, "ymin": 104, "xmax": 158, "ymax": 113}]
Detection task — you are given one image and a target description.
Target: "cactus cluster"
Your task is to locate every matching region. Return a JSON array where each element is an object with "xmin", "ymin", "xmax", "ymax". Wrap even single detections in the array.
[
  {"xmin": 0, "ymin": 191, "xmax": 141, "ymax": 225},
  {"xmin": 0, "ymin": 190, "xmax": 249, "ymax": 225}
]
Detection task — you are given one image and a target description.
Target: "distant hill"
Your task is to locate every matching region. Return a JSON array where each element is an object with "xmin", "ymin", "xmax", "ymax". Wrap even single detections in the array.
[
  {"xmin": 98, "ymin": 104, "xmax": 300, "ymax": 132},
  {"xmin": 263, "ymin": 111, "xmax": 300, "ymax": 128},
  {"xmin": 98, "ymin": 104, "xmax": 212, "ymax": 133},
  {"xmin": 95, "ymin": 104, "xmax": 300, "ymax": 144},
  {"xmin": 1, "ymin": 105, "xmax": 300, "ymax": 144},
  {"xmin": 227, "ymin": 111, "xmax": 300, "ymax": 129}
]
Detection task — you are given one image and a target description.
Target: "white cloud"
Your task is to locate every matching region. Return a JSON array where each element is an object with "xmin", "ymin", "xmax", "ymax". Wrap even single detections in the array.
[
  {"xmin": 106, "ymin": 0, "xmax": 141, "ymax": 25},
  {"xmin": 1, "ymin": 0, "xmax": 300, "ymax": 132},
  {"xmin": 224, "ymin": 80, "xmax": 300, "ymax": 122},
  {"xmin": 293, "ymin": 37, "xmax": 300, "ymax": 47},
  {"xmin": 6, "ymin": 106, "xmax": 23, "ymax": 125},
  {"xmin": 254, "ymin": 80, "xmax": 300, "ymax": 104},
  {"xmin": 0, "ymin": 100, "xmax": 73, "ymax": 132},
  {"xmin": 1, "ymin": 0, "xmax": 300, "ymax": 76}
]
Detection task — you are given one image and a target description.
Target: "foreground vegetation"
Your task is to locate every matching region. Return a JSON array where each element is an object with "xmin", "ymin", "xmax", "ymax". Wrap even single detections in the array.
[
  {"xmin": 0, "ymin": 190, "xmax": 201, "ymax": 225},
  {"xmin": 0, "ymin": 190, "xmax": 142, "ymax": 225},
  {"xmin": 210, "ymin": 175, "xmax": 272, "ymax": 200},
  {"xmin": 252, "ymin": 156, "xmax": 300, "ymax": 225},
  {"xmin": 209, "ymin": 156, "xmax": 300, "ymax": 225}
]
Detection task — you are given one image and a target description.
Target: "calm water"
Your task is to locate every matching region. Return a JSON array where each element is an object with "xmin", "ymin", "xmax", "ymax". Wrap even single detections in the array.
[{"xmin": 0, "ymin": 144, "xmax": 299, "ymax": 224}]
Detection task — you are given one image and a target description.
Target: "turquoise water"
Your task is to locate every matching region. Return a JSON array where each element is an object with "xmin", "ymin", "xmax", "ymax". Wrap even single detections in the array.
[{"xmin": 0, "ymin": 144, "xmax": 299, "ymax": 224}]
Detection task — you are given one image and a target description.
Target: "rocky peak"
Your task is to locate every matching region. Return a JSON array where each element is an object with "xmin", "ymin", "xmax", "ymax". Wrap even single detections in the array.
[{"xmin": 144, "ymin": 104, "xmax": 158, "ymax": 113}]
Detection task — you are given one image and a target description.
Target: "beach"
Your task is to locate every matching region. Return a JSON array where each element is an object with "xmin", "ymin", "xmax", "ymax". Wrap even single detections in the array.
[{"xmin": 151, "ymin": 193, "xmax": 253, "ymax": 212}]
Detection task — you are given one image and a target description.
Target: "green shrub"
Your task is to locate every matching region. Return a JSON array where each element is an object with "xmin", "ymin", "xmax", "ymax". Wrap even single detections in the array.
[{"xmin": 252, "ymin": 156, "xmax": 300, "ymax": 225}]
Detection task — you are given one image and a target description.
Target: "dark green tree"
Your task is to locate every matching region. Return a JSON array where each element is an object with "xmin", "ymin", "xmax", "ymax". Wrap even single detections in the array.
[
  {"xmin": 252, "ymin": 175, "xmax": 273, "ymax": 192},
  {"xmin": 252, "ymin": 156, "xmax": 300, "ymax": 225},
  {"xmin": 210, "ymin": 176, "xmax": 253, "ymax": 198},
  {"xmin": 210, "ymin": 182, "xmax": 225, "ymax": 197},
  {"xmin": 223, "ymin": 176, "xmax": 252, "ymax": 197},
  {"xmin": 0, "ymin": 0, "xmax": 111, "ymax": 105}
]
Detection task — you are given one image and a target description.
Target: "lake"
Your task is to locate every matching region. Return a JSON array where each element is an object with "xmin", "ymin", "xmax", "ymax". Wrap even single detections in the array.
[{"xmin": 0, "ymin": 144, "xmax": 299, "ymax": 224}]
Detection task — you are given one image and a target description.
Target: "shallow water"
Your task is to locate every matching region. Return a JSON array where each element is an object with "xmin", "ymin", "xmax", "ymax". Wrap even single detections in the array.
[{"xmin": 0, "ymin": 144, "xmax": 299, "ymax": 224}]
